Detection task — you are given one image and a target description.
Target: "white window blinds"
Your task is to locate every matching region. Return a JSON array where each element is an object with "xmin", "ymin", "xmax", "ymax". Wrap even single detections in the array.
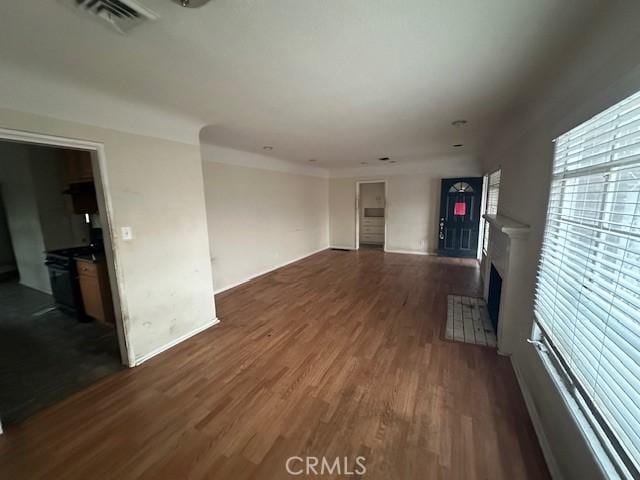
[
  {"xmin": 483, "ymin": 169, "xmax": 501, "ymax": 252},
  {"xmin": 534, "ymin": 89, "xmax": 640, "ymax": 478}
]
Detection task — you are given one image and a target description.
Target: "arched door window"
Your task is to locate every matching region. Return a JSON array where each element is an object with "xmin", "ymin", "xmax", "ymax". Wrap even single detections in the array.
[{"xmin": 448, "ymin": 182, "xmax": 474, "ymax": 193}]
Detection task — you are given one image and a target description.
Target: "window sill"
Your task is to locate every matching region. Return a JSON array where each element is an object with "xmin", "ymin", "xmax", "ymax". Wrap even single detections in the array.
[{"xmin": 533, "ymin": 342, "xmax": 627, "ymax": 479}]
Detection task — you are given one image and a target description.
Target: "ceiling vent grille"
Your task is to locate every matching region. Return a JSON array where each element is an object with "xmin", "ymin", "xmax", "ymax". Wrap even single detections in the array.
[{"xmin": 66, "ymin": 0, "xmax": 159, "ymax": 34}]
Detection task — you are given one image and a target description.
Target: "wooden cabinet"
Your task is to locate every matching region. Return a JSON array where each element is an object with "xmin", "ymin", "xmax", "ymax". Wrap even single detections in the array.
[
  {"xmin": 76, "ymin": 259, "xmax": 115, "ymax": 324},
  {"xmin": 65, "ymin": 150, "xmax": 94, "ymax": 184},
  {"xmin": 63, "ymin": 150, "xmax": 98, "ymax": 214}
]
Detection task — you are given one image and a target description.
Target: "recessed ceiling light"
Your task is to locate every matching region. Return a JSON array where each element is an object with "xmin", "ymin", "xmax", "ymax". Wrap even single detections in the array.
[
  {"xmin": 453, "ymin": 144, "xmax": 464, "ymax": 148},
  {"xmin": 262, "ymin": 145, "xmax": 274, "ymax": 151},
  {"xmin": 451, "ymin": 120, "xmax": 468, "ymax": 127},
  {"xmin": 173, "ymin": 0, "xmax": 212, "ymax": 7},
  {"xmin": 378, "ymin": 157, "xmax": 390, "ymax": 161}
]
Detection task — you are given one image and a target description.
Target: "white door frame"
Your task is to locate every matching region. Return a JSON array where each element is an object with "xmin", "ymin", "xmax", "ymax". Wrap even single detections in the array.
[
  {"xmin": 355, "ymin": 180, "xmax": 388, "ymax": 250},
  {"xmin": 0, "ymin": 127, "xmax": 132, "ymax": 368}
]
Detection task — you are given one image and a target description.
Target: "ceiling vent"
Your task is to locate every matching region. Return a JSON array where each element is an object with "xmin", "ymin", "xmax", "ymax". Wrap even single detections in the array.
[{"xmin": 65, "ymin": 0, "xmax": 159, "ymax": 34}]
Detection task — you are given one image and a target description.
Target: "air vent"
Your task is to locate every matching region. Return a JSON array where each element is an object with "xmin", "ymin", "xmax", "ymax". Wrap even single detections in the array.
[{"xmin": 66, "ymin": 0, "xmax": 159, "ymax": 34}]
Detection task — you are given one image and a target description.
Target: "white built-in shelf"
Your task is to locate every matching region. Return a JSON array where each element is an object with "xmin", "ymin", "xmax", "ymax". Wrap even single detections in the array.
[{"xmin": 483, "ymin": 214, "xmax": 530, "ymax": 239}]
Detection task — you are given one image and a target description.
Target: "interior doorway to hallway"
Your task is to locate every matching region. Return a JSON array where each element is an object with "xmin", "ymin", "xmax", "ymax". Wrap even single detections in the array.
[{"xmin": 355, "ymin": 181, "xmax": 386, "ymax": 250}]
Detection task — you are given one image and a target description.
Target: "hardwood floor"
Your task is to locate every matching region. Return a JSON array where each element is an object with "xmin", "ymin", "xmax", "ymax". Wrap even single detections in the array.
[{"xmin": 0, "ymin": 249, "xmax": 549, "ymax": 479}]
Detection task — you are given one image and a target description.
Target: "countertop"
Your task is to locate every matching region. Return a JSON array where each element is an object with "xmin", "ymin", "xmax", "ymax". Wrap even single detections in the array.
[{"xmin": 74, "ymin": 253, "xmax": 106, "ymax": 264}]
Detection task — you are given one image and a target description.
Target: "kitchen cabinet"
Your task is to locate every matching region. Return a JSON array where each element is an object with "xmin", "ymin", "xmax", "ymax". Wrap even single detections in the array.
[
  {"xmin": 63, "ymin": 149, "xmax": 98, "ymax": 213},
  {"xmin": 76, "ymin": 258, "xmax": 115, "ymax": 324},
  {"xmin": 65, "ymin": 150, "xmax": 93, "ymax": 184}
]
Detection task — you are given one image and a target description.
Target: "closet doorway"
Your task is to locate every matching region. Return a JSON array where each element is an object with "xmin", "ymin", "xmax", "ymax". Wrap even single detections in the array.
[{"xmin": 356, "ymin": 181, "xmax": 387, "ymax": 250}]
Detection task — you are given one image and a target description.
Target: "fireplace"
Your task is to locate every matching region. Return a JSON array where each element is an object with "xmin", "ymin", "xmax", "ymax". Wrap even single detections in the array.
[
  {"xmin": 487, "ymin": 264, "xmax": 502, "ymax": 331},
  {"xmin": 482, "ymin": 213, "xmax": 530, "ymax": 355}
]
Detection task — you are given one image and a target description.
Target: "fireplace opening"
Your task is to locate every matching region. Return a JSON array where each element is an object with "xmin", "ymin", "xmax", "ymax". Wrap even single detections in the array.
[{"xmin": 487, "ymin": 264, "xmax": 502, "ymax": 331}]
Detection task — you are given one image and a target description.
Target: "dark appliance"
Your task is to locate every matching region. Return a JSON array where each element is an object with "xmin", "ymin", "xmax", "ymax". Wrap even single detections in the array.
[{"xmin": 45, "ymin": 246, "xmax": 102, "ymax": 319}]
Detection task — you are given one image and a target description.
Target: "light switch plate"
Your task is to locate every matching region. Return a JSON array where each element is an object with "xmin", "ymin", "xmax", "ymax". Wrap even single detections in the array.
[{"xmin": 121, "ymin": 226, "xmax": 133, "ymax": 241}]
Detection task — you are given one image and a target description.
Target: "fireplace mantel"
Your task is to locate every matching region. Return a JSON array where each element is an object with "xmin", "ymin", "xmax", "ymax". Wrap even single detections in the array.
[
  {"xmin": 483, "ymin": 214, "xmax": 530, "ymax": 239},
  {"xmin": 482, "ymin": 213, "xmax": 530, "ymax": 356}
]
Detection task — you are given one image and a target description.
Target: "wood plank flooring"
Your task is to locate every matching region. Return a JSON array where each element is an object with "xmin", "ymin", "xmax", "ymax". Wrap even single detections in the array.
[{"xmin": 0, "ymin": 249, "xmax": 549, "ymax": 479}]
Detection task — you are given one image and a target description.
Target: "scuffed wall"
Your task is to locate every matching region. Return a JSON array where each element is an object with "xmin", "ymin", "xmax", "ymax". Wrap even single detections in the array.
[{"xmin": 0, "ymin": 108, "xmax": 216, "ymax": 364}]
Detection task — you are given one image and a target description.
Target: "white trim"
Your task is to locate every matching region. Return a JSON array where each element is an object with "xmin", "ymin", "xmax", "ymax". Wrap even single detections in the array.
[
  {"xmin": 134, "ymin": 318, "xmax": 220, "ymax": 366},
  {"xmin": 200, "ymin": 143, "xmax": 329, "ymax": 178},
  {"xmin": 214, "ymin": 247, "xmax": 329, "ymax": 295},
  {"xmin": 511, "ymin": 357, "xmax": 562, "ymax": 480},
  {"xmin": 532, "ymin": 339, "xmax": 626, "ymax": 479},
  {"xmin": 383, "ymin": 248, "xmax": 433, "ymax": 256},
  {"xmin": 483, "ymin": 214, "xmax": 530, "ymax": 239},
  {"xmin": 0, "ymin": 127, "xmax": 133, "ymax": 366},
  {"xmin": 0, "ymin": 127, "xmax": 104, "ymax": 150},
  {"xmin": 329, "ymin": 155, "xmax": 478, "ymax": 178},
  {"xmin": 0, "ymin": 64, "xmax": 201, "ymax": 145},
  {"xmin": 477, "ymin": 174, "xmax": 489, "ymax": 260}
]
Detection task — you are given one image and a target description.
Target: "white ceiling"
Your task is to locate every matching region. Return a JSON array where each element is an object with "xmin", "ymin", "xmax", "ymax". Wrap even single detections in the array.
[{"xmin": 0, "ymin": 0, "xmax": 607, "ymax": 168}]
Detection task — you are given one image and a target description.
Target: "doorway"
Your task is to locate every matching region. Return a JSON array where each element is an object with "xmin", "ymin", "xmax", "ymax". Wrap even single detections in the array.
[
  {"xmin": 438, "ymin": 177, "xmax": 483, "ymax": 258},
  {"xmin": 0, "ymin": 132, "xmax": 127, "ymax": 430},
  {"xmin": 356, "ymin": 181, "xmax": 386, "ymax": 250}
]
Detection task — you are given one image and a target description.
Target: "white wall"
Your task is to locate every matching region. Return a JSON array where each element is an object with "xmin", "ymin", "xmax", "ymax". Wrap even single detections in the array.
[
  {"xmin": 329, "ymin": 157, "xmax": 482, "ymax": 253},
  {"xmin": 201, "ymin": 144, "xmax": 329, "ymax": 292},
  {"xmin": 0, "ymin": 108, "xmax": 216, "ymax": 365},
  {"xmin": 479, "ymin": 3, "xmax": 640, "ymax": 479},
  {"xmin": 0, "ymin": 143, "xmax": 50, "ymax": 292}
]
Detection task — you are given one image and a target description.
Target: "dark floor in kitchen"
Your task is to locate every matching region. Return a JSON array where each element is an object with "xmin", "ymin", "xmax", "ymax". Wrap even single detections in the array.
[{"xmin": 0, "ymin": 281, "xmax": 121, "ymax": 426}]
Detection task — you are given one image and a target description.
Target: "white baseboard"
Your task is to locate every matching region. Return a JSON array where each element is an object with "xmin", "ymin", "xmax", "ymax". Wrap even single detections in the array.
[
  {"xmin": 329, "ymin": 245, "xmax": 356, "ymax": 250},
  {"xmin": 134, "ymin": 318, "xmax": 220, "ymax": 366},
  {"xmin": 214, "ymin": 246, "xmax": 329, "ymax": 295},
  {"xmin": 383, "ymin": 248, "xmax": 434, "ymax": 256},
  {"xmin": 511, "ymin": 357, "xmax": 562, "ymax": 480}
]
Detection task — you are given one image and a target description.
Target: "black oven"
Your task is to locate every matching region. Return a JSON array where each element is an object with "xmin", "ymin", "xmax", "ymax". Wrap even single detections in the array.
[
  {"xmin": 46, "ymin": 260, "xmax": 77, "ymax": 311},
  {"xmin": 45, "ymin": 246, "xmax": 99, "ymax": 319}
]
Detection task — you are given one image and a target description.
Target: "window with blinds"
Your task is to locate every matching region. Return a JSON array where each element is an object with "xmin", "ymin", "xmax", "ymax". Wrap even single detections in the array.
[
  {"xmin": 534, "ymin": 89, "xmax": 640, "ymax": 478},
  {"xmin": 483, "ymin": 169, "xmax": 501, "ymax": 252}
]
